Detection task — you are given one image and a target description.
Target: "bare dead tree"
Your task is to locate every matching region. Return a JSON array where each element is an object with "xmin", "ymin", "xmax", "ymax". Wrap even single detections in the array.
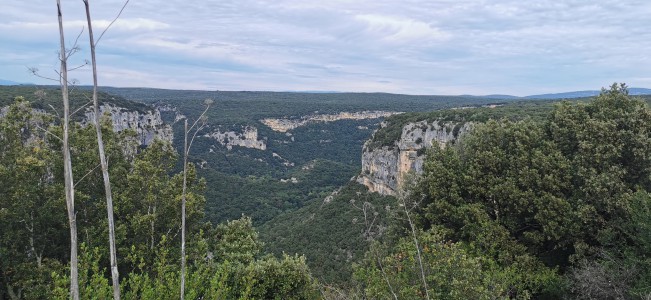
[
  {"xmin": 397, "ymin": 177, "xmax": 429, "ymax": 300},
  {"xmin": 56, "ymin": 1, "xmax": 79, "ymax": 299},
  {"xmin": 81, "ymin": 0, "xmax": 122, "ymax": 298},
  {"xmin": 181, "ymin": 100, "xmax": 211, "ymax": 299},
  {"xmin": 351, "ymin": 195, "xmax": 398, "ymax": 300}
]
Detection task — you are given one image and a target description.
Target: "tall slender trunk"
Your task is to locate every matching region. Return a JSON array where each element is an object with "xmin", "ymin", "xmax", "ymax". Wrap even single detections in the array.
[
  {"xmin": 401, "ymin": 197, "xmax": 429, "ymax": 300},
  {"xmin": 26, "ymin": 214, "xmax": 43, "ymax": 268},
  {"xmin": 56, "ymin": 1, "xmax": 79, "ymax": 299},
  {"xmin": 179, "ymin": 103, "xmax": 209, "ymax": 298},
  {"xmin": 150, "ymin": 205, "xmax": 156, "ymax": 250},
  {"xmin": 82, "ymin": 1, "xmax": 121, "ymax": 298},
  {"xmin": 374, "ymin": 248, "xmax": 398, "ymax": 300},
  {"xmin": 180, "ymin": 119, "xmax": 188, "ymax": 300}
]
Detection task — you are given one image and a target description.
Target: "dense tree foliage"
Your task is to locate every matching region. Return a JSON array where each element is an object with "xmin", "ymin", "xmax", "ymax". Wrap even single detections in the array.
[
  {"xmin": 260, "ymin": 182, "xmax": 395, "ymax": 284},
  {"xmin": 4, "ymin": 84, "xmax": 651, "ymax": 298},
  {"xmin": 0, "ymin": 86, "xmax": 149, "ymax": 116},
  {"xmin": 368, "ymin": 99, "xmax": 564, "ymax": 150},
  {"xmin": 0, "ymin": 98, "xmax": 318, "ymax": 299},
  {"xmin": 0, "ymin": 86, "xmax": 524, "ymax": 229},
  {"xmin": 355, "ymin": 84, "xmax": 651, "ymax": 298},
  {"xmin": 0, "ymin": 97, "xmax": 66, "ymax": 299}
]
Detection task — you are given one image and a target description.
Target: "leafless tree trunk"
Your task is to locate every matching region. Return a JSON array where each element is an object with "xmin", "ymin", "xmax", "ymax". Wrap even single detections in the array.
[
  {"xmin": 374, "ymin": 248, "xmax": 398, "ymax": 300},
  {"xmin": 398, "ymin": 188, "xmax": 429, "ymax": 300},
  {"xmin": 180, "ymin": 101, "xmax": 211, "ymax": 299},
  {"xmin": 24, "ymin": 214, "xmax": 44, "ymax": 268},
  {"xmin": 56, "ymin": 1, "xmax": 79, "ymax": 299},
  {"xmin": 82, "ymin": 1, "xmax": 120, "ymax": 298},
  {"xmin": 351, "ymin": 198, "xmax": 397, "ymax": 300},
  {"xmin": 149, "ymin": 205, "xmax": 156, "ymax": 250},
  {"xmin": 180, "ymin": 119, "xmax": 188, "ymax": 300}
]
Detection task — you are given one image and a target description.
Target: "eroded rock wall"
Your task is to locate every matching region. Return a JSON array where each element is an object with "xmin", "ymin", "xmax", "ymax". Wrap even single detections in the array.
[
  {"xmin": 262, "ymin": 111, "xmax": 402, "ymax": 132},
  {"xmin": 204, "ymin": 126, "xmax": 266, "ymax": 150},
  {"xmin": 82, "ymin": 104, "xmax": 173, "ymax": 146},
  {"xmin": 357, "ymin": 120, "xmax": 472, "ymax": 196}
]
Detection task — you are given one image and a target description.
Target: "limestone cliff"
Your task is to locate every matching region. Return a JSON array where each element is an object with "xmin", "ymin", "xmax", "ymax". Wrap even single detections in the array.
[
  {"xmin": 204, "ymin": 126, "xmax": 266, "ymax": 150},
  {"xmin": 82, "ymin": 104, "xmax": 173, "ymax": 146},
  {"xmin": 262, "ymin": 111, "xmax": 402, "ymax": 132},
  {"xmin": 357, "ymin": 120, "xmax": 472, "ymax": 196}
]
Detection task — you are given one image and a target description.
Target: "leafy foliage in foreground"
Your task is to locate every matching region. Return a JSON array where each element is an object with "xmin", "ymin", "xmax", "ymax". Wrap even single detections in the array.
[
  {"xmin": 50, "ymin": 219, "xmax": 318, "ymax": 300},
  {"xmin": 0, "ymin": 98, "xmax": 318, "ymax": 299},
  {"xmin": 354, "ymin": 84, "xmax": 651, "ymax": 299}
]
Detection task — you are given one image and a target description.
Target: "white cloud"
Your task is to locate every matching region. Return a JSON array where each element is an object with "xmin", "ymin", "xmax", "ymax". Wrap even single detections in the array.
[
  {"xmin": 355, "ymin": 14, "xmax": 450, "ymax": 43},
  {"xmin": 0, "ymin": 18, "xmax": 168, "ymax": 32},
  {"xmin": 3, "ymin": 0, "xmax": 651, "ymax": 95}
]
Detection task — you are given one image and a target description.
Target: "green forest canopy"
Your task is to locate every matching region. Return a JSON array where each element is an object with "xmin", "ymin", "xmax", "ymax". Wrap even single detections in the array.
[{"xmin": 2, "ymin": 84, "xmax": 651, "ymax": 298}]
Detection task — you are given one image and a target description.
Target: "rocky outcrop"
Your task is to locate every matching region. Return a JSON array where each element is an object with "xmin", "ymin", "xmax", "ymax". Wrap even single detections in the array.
[
  {"xmin": 204, "ymin": 126, "xmax": 266, "ymax": 150},
  {"xmin": 272, "ymin": 152, "xmax": 294, "ymax": 166},
  {"xmin": 261, "ymin": 111, "xmax": 402, "ymax": 132},
  {"xmin": 83, "ymin": 104, "xmax": 173, "ymax": 146},
  {"xmin": 155, "ymin": 104, "xmax": 186, "ymax": 123},
  {"xmin": 357, "ymin": 120, "xmax": 472, "ymax": 196}
]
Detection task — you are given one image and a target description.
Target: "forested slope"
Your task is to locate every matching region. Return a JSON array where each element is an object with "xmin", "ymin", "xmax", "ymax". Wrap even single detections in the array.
[
  {"xmin": 4, "ymin": 84, "xmax": 650, "ymax": 298},
  {"xmin": 98, "ymin": 87, "xmax": 520, "ymax": 227},
  {"xmin": 0, "ymin": 97, "xmax": 319, "ymax": 299},
  {"xmin": 353, "ymin": 84, "xmax": 651, "ymax": 298}
]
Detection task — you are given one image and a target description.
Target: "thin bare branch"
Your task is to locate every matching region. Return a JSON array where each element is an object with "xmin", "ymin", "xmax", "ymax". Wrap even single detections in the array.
[
  {"xmin": 181, "ymin": 100, "xmax": 211, "ymax": 299},
  {"xmin": 187, "ymin": 122, "xmax": 206, "ymax": 157},
  {"xmin": 398, "ymin": 187, "xmax": 430, "ymax": 300},
  {"xmin": 376, "ymin": 254, "xmax": 398, "ymax": 300},
  {"xmin": 66, "ymin": 46, "xmax": 82, "ymax": 61},
  {"xmin": 53, "ymin": 70, "xmax": 79, "ymax": 88},
  {"xmin": 350, "ymin": 194, "xmax": 398, "ymax": 300},
  {"xmin": 187, "ymin": 103, "xmax": 211, "ymax": 134},
  {"xmin": 185, "ymin": 103, "xmax": 211, "ymax": 156},
  {"xmin": 27, "ymin": 67, "xmax": 59, "ymax": 82},
  {"xmin": 66, "ymin": 27, "xmax": 85, "ymax": 60},
  {"xmin": 34, "ymin": 124, "xmax": 63, "ymax": 143},
  {"xmin": 74, "ymin": 163, "xmax": 102, "ymax": 188},
  {"xmin": 95, "ymin": 0, "xmax": 130, "ymax": 46},
  {"xmin": 70, "ymin": 100, "xmax": 93, "ymax": 117},
  {"xmin": 68, "ymin": 60, "xmax": 89, "ymax": 72},
  {"xmin": 48, "ymin": 104, "xmax": 61, "ymax": 119}
]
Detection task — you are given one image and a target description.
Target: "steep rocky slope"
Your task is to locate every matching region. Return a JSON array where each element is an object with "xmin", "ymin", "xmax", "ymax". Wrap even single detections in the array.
[
  {"xmin": 204, "ymin": 126, "xmax": 266, "ymax": 150},
  {"xmin": 82, "ymin": 103, "xmax": 173, "ymax": 146},
  {"xmin": 357, "ymin": 120, "xmax": 472, "ymax": 195}
]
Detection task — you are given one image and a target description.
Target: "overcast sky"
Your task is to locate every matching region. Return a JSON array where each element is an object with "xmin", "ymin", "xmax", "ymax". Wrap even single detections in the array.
[{"xmin": 2, "ymin": 0, "xmax": 651, "ymax": 96}]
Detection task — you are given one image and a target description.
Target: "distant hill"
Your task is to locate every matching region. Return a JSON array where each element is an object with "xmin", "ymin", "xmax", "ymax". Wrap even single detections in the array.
[
  {"xmin": 459, "ymin": 94, "xmax": 520, "ymax": 99},
  {"xmin": 525, "ymin": 88, "xmax": 651, "ymax": 99},
  {"xmin": 0, "ymin": 79, "xmax": 19, "ymax": 85},
  {"xmin": 464, "ymin": 88, "xmax": 651, "ymax": 100}
]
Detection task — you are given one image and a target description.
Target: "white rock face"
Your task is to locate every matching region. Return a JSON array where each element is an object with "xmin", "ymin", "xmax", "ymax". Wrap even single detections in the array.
[
  {"xmin": 261, "ymin": 111, "xmax": 402, "ymax": 132},
  {"xmin": 83, "ymin": 104, "xmax": 173, "ymax": 146},
  {"xmin": 357, "ymin": 120, "xmax": 472, "ymax": 196},
  {"xmin": 204, "ymin": 126, "xmax": 266, "ymax": 150}
]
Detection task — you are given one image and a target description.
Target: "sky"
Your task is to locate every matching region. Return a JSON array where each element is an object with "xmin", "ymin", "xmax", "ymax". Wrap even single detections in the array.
[{"xmin": 2, "ymin": 0, "xmax": 651, "ymax": 96}]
